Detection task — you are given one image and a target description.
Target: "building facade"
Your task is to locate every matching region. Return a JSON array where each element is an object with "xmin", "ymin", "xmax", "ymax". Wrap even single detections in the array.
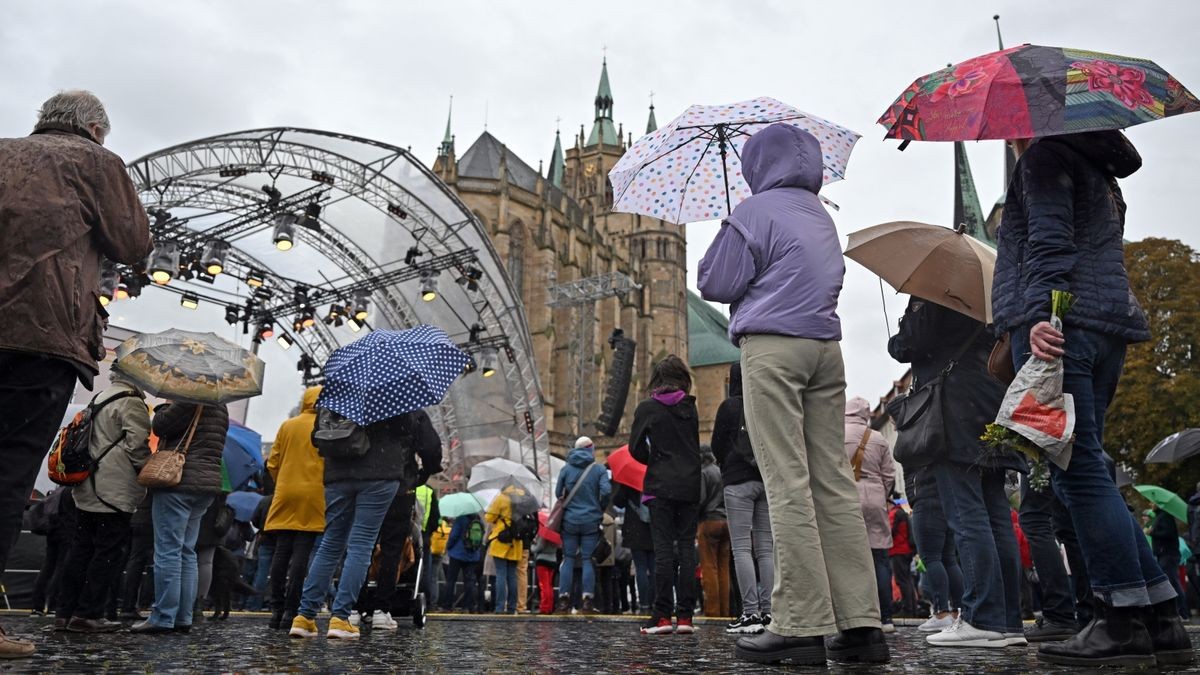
[{"xmin": 432, "ymin": 61, "xmax": 691, "ymax": 455}]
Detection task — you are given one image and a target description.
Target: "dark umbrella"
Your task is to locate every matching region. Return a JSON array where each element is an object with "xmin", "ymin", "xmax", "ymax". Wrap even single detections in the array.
[{"xmin": 1145, "ymin": 429, "xmax": 1200, "ymax": 464}]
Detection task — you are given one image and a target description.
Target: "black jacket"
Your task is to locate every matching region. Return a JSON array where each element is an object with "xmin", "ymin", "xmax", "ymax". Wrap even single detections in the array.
[
  {"xmin": 613, "ymin": 484, "xmax": 654, "ymax": 552},
  {"xmin": 887, "ymin": 298, "xmax": 1023, "ymax": 472},
  {"xmin": 152, "ymin": 402, "xmax": 228, "ymax": 495},
  {"xmin": 992, "ymin": 130, "xmax": 1149, "ymax": 343},
  {"xmin": 711, "ymin": 362, "xmax": 762, "ymax": 487},
  {"xmin": 629, "ymin": 394, "xmax": 701, "ymax": 503},
  {"xmin": 323, "ymin": 410, "xmax": 442, "ymax": 489},
  {"xmin": 1151, "ymin": 510, "xmax": 1179, "ymax": 559}
]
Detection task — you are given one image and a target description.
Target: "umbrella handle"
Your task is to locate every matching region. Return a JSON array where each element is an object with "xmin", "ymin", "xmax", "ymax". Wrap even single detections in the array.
[{"xmin": 717, "ymin": 123, "xmax": 733, "ymax": 214}]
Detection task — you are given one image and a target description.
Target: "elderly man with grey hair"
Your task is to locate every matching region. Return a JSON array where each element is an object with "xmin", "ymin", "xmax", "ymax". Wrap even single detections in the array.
[{"xmin": 0, "ymin": 90, "xmax": 151, "ymax": 657}]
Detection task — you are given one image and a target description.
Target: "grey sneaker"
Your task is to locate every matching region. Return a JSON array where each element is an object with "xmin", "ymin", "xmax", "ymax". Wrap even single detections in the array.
[{"xmin": 725, "ymin": 613, "xmax": 765, "ymax": 635}]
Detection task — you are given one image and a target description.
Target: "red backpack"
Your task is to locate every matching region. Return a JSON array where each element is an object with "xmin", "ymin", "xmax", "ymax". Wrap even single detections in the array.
[{"xmin": 47, "ymin": 391, "xmax": 138, "ymax": 486}]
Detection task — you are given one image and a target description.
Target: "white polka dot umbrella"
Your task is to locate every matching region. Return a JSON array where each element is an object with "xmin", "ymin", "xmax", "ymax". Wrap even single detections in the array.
[
  {"xmin": 609, "ymin": 96, "xmax": 860, "ymax": 224},
  {"xmin": 316, "ymin": 324, "xmax": 471, "ymax": 425}
]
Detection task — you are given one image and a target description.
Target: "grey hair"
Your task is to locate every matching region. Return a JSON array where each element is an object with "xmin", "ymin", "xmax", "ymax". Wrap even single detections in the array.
[{"xmin": 36, "ymin": 90, "xmax": 110, "ymax": 141}]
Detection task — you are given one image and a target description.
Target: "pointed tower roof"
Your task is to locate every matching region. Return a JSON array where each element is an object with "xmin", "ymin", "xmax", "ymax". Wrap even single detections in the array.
[
  {"xmin": 646, "ymin": 102, "xmax": 658, "ymax": 134},
  {"xmin": 586, "ymin": 58, "xmax": 619, "ymax": 147},
  {"xmin": 547, "ymin": 128, "xmax": 565, "ymax": 188},
  {"xmin": 954, "ymin": 141, "xmax": 992, "ymax": 245},
  {"xmin": 438, "ymin": 96, "xmax": 454, "ymax": 157}
]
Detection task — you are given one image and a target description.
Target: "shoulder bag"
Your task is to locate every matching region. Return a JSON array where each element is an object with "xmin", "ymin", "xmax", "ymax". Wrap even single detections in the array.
[
  {"xmin": 886, "ymin": 326, "xmax": 983, "ymax": 465},
  {"xmin": 850, "ymin": 427, "xmax": 871, "ymax": 481},
  {"xmin": 138, "ymin": 407, "xmax": 202, "ymax": 489},
  {"xmin": 546, "ymin": 463, "xmax": 599, "ymax": 533},
  {"xmin": 988, "ymin": 332, "xmax": 1016, "ymax": 385}
]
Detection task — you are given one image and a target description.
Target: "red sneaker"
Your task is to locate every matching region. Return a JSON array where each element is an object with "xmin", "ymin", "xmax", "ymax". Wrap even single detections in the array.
[
  {"xmin": 640, "ymin": 616, "xmax": 675, "ymax": 635},
  {"xmin": 675, "ymin": 617, "xmax": 695, "ymax": 634}
]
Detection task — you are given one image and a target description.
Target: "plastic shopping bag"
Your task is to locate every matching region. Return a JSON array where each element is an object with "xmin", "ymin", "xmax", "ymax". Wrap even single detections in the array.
[{"xmin": 993, "ymin": 316, "xmax": 1075, "ymax": 470}]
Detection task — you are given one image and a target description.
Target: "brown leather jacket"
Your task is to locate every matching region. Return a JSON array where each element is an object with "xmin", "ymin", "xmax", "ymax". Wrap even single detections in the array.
[{"xmin": 0, "ymin": 124, "xmax": 152, "ymax": 384}]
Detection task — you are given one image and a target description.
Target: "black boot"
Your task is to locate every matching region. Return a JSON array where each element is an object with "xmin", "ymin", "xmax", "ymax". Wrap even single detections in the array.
[
  {"xmin": 1144, "ymin": 598, "xmax": 1194, "ymax": 666},
  {"xmin": 268, "ymin": 610, "xmax": 283, "ymax": 630},
  {"xmin": 1038, "ymin": 601, "xmax": 1154, "ymax": 667},
  {"xmin": 827, "ymin": 626, "xmax": 890, "ymax": 663},
  {"xmin": 735, "ymin": 630, "xmax": 826, "ymax": 666}
]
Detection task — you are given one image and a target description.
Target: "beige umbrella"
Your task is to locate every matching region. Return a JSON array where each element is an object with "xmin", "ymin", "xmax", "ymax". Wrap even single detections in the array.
[{"xmin": 845, "ymin": 221, "xmax": 996, "ymax": 323}]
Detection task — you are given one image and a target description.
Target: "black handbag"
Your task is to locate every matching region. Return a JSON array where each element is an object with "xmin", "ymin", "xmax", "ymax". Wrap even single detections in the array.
[
  {"xmin": 590, "ymin": 525, "xmax": 613, "ymax": 564},
  {"xmin": 886, "ymin": 326, "xmax": 983, "ymax": 465}
]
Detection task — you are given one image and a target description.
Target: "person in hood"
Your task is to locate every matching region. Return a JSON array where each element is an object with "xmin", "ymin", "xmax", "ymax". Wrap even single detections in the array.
[
  {"xmin": 0, "ymin": 90, "xmax": 151, "ymax": 657},
  {"xmin": 263, "ymin": 386, "xmax": 325, "ymax": 629},
  {"xmin": 712, "ymin": 362, "xmax": 774, "ymax": 635},
  {"xmin": 996, "ymin": 131, "xmax": 1191, "ymax": 668},
  {"xmin": 698, "ymin": 123, "xmax": 887, "ymax": 665},
  {"xmin": 553, "ymin": 436, "xmax": 611, "ymax": 614},
  {"xmin": 843, "ymin": 397, "xmax": 896, "ymax": 633},
  {"xmin": 629, "ymin": 355, "xmax": 701, "ymax": 635}
]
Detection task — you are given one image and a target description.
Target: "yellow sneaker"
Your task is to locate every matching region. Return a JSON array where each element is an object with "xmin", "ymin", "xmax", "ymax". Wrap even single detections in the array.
[
  {"xmin": 289, "ymin": 615, "xmax": 319, "ymax": 639},
  {"xmin": 327, "ymin": 616, "xmax": 360, "ymax": 640}
]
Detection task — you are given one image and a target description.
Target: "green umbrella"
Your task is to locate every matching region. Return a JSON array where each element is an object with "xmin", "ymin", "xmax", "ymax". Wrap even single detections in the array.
[
  {"xmin": 439, "ymin": 492, "xmax": 485, "ymax": 519},
  {"xmin": 1135, "ymin": 484, "xmax": 1188, "ymax": 522},
  {"xmin": 115, "ymin": 329, "xmax": 265, "ymax": 405}
]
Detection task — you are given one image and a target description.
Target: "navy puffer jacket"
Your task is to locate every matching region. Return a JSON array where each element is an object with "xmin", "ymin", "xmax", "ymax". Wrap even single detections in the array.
[{"xmin": 992, "ymin": 130, "xmax": 1150, "ymax": 343}]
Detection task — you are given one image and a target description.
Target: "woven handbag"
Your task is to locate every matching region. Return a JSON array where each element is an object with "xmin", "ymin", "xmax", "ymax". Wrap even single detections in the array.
[{"xmin": 138, "ymin": 407, "xmax": 202, "ymax": 488}]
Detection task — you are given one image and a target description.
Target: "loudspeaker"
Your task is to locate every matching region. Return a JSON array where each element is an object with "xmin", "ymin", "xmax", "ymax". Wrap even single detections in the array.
[{"xmin": 596, "ymin": 335, "xmax": 636, "ymax": 436}]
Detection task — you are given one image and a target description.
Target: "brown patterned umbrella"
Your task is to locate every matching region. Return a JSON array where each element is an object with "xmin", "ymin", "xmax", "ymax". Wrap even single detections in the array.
[{"xmin": 114, "ymin": 329, "xmax": 265, "ymax": 404}]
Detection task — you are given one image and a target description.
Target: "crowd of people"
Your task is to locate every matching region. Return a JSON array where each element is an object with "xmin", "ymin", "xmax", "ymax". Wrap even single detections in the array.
[{"xmin": 0, "ymin": 76, "xmax": 1195, "ymax": 669}]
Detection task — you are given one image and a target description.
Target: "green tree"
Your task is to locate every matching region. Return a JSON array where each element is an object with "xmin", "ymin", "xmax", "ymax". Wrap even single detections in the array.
[{"xmin": 1107, "ymin": 238, "xmax": 1200, "ymax": 496}]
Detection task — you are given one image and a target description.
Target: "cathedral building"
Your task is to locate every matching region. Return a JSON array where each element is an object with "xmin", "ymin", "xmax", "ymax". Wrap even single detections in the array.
[{"xmin": 432, "ymin": 60, "xmax": 704, "ymax": 455}]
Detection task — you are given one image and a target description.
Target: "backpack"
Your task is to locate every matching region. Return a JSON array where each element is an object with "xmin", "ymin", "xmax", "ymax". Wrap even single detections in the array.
[
  {"xmin": 497, "ymin": 512, "xmax": 538, "ymax": 546},
  {"xmin": 464, "ymin": 517, "xmax": 485, "ymax": 552},
  {"xmin": 47, "ymin": 391, "xmax": 138, "ymax": 486},
  {"xmin": 311, "ymin": 408, "xmax": 370, "ymax": 459}
]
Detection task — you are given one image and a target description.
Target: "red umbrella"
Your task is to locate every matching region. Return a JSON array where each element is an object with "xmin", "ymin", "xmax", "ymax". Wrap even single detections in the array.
[
  {"xmin": 536, "ymin": 511, "xmax": 562, "ymax": 546},
  {"xmin": 606, "ymin": 445, "xmax": 645, "ymax": 491}
]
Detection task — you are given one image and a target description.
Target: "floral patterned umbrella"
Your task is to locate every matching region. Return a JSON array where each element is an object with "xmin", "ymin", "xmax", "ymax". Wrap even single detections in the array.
[
  {"xmin": 114, "ymin": 329, "xmax": 265, "ymax": 404},
  {"xmin": 879, "ymin": 45, "xmax": 1200, "ymax": 143},
  {"xmin": 609, "ymin": 97, "xmax": 860, "ymax": 224}
]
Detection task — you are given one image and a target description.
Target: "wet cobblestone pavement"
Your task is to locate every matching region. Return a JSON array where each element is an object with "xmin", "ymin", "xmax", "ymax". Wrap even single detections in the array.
[{"xmin": 2, "ymin": 613, "xmax": 1199, "ymax": 673}]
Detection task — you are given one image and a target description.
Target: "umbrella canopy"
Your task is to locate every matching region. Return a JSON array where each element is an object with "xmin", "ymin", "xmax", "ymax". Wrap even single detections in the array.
[
  {"xmin": 223, "ymin": 422, "xmax": 264, "ymax": 491},
  {"xmin": 114, "ymin": 329, "xmax": 264, "ymax": 405},
  {"xmin": 609, "ymin": 96, "xmax": 860, "ymax": 224},
  {"xmin": 467, "ymin": 457, "xmax": 542, "ymax": 498},
  {"xmin": 606, "ymin": 445, "xmax": 645, "ymax": 491},
  {"xmin": 317, "ymin": 325, "xmax": 470, "ymax": 426},
  {"xmin": 1145, "ymin": 429, "xmax": 1200, "ymax": 464},
  {"xmin": 1135, "ymin": 484, "xmax": 1188, "ymax": 523},
  {"xmin": 439, "ymin": 492, "xmax": 486, "ymax": 519},
  {"xmin": 537, "ymin": 511, "xmax": 562, "ymax": 547},
  {"xmin": 879, "ymin": 44, "xmax": 1200, "ymax": 142},
  {"xmin": 225, "ymin": 490, "xmax": 264, "ymax": 523},
  {"xmin": 845, "ymin": 221, "xmax": 996, "ymax": 323}
]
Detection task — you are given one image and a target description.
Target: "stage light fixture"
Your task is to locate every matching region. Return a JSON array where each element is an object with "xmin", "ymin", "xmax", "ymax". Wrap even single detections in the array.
[
  {"xmin": 463, "ymin": 356, "xmax": 478, "ymax": 374},
  {"xmin": 300, "ymin": 201, "xmax": 322, "ymax": 230},
  {"xmin": 273, "ymin": 213, "xmax": 297, "ymax": 251},
  {"xmin": 219, "ymin": 166, "xmax": 247, "ymax": 177},
  {"xmin": 352, "ymin": 291, "xmax": 370, "ymax": 321},
  {"xmin": 479, "ymin": 348, "xmax": 499, "ymax": 378},
  {"xmin": 147, "ymin": 241, "xmax": 180, "ymax": 285},
  {"xmin": 98, "ymin": 262, "xmax": 118, "ymax": 306},
  {"xmin": 257, "ymin": 319, "xmax": 275, "ymax": 341},
  {"xmin": 468, "ymin": 323, "xmax": 485, "ymax": 343},
  {"xmin": 245, "ymin": 268, "xmax": 265, "ymax": 288},
  {"xmin": 180, "ymin": 293, "xmax": 200, "ymax": 310},
  {"xmin": 224, "ymin": 305, "xmax": 241, "ymax": 325},
  {"xmin": 347, "ymin": 317, "xmax": 364, "ymax": 333},
  {"xmin": 295, "ymin": 306, "xmax": 316, "ymax": 331},
  {"xmin": 404, "ymin": 246, "xmax": 421, "ymax": 266},
  {"xmin": 420, "ymin": 270, "xmax": 438, "ymax": 302},
  {"xmin": 324, "ymin": 303, "xmax": 345, "ymax": 327},
  {"xmin": 261, "ymin": 184, "xmax": 282, "ymax": 209},
  {"xmin": 457, "ymin": 266, "xmax": 483, "ymax": 292},
  {"xmin": 118, "ymin": 274, "xmax": 145, "ymax": 300},
  {"xmin": 388, "ymin": 203, "xmax": 409, "ymax": 220},
  {"xmin": 276, "ymin": 332, "xmax": 294, "ymax": 350},
  {"xmin": 201, "ymin": 239, "xmax": 230, "ymax": 276}
]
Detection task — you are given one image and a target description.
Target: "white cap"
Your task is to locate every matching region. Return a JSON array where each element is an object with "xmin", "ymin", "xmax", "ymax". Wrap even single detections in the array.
[{"xmin": 575, "ymin": 436, "xmax": 594, "ymax": 449}]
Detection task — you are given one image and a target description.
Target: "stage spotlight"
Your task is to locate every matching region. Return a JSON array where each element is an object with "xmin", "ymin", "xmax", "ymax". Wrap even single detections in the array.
[
  {"xmin": 388, "ymin": 203, "xmax": 409, "ymax": 220},
  {"xmin": 479, "ymin": 348, "xmax": 499, "ymax": 378},
  {"xmin": 296, "ymin": 307, "xmax": 316, "ymax": 331},
  {"xmin": 98, "ymin": 262, "xmax": 118, "ymax": 306},
  {"xmin": 468, "ymin": 323, "xmax": 485, "ymax": 343},
  {"xmin": 201, "ymin": 239, "xmax": 230, "ymax": 276},
  {"xmin": 245, "ymin": 268, "xmax": 265, "ymax": 288},
  {"xmin": 352, "ymin": 291, "xmax": 370, "ymax": 321},
  {"xmin": 293, "ymin": 285, "xmax": 310, "ymax": 306},
  {"xmin": 273, "ymin": 213, "xmax": 297, "ymax": 251},
  {"xmin": 224, "ymin": 305, "xmax": 241, "ymax": 325},
  {"xmin": 347, "ymin": 317, "xmax": 364, "ymax": 333},
  {"xmin": 300, "ymin": 201, "xmax": 322, "ymax": 230},
  {"xmin": 147, "ymin": 241, "xmax": 180, "ymax": 285},
  {"xmin": 323, "ymin": 303, "xmax": 345, "ymax": 327},
  {"xmin": 118, "ymin": 274, "xmax": 145, "ymax": 300},
  {"xmin": 463, "ymin": 356, "xmax": 478, "ymax": 374},
  {"xmin": 405, "ymin": 246, "xmax": 421, "ymax": 266},
  {"xmin": 261, "ymin": 184, "xmax": 282, "ymax": 208},
  {"xmin": 276, "ymin": 332, "xmax": 294, "ymax": 350},
  {"xmin": 180, "ymin": 293, "xmax": 200, "ymax": 310},
  {"xmin": 457, "ymin": 266, "xmax": 483, "ymax": 292},
  {"xmin": 256, "ymin": 319, "xmax": 275, "ymax": 341},
  {"xmin": 420, "ymin": 270, "xmax": 438, "ymax": 302}
]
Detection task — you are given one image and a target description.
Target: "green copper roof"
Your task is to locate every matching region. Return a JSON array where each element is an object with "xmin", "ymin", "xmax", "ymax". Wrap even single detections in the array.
[
  {"xmin": 954, "ymin": 141, "xmax": 993, "ymax": 246},
  {"xmin": 646, "ymin": 104, "xmax": 658, "ymax": 134},
  {"xmin": 587, "ymin": 59, "xmax": 618, "ymax": 146},
  {"xmin": 547, "ymin": 130, "xmax": 565, "ymax": 188},
  {"xmin": 687, "ymin": 291, "xmax": 740, "ymax": 367}
]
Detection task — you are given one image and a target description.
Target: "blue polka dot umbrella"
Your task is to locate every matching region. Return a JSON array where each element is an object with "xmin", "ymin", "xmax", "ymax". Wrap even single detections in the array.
[{"xmin": 316, "ymin": 325, "xmax": 471, "ymax": 425}]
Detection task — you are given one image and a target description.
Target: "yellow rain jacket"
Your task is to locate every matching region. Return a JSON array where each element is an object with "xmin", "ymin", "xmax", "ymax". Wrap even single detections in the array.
[
  {"xmin": 264, "ymin": 387, "xmax": 326, "ymax": 533},
  {"xmin": 486, "ymin": 488, "xmax": 524, "ymax": 562}
]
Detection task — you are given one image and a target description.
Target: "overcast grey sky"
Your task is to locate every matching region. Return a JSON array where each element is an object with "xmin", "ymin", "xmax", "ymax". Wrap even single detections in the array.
[{"xmin": 5, "ymin": 1, "xmax": 1198, "ymax": 436}]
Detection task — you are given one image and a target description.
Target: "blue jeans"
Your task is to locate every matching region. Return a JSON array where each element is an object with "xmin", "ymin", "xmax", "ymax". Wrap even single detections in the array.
[
  {"xmin": 632, "ymin": 549, "xmax": 654, "ymax": 611},
  {"xmin": 298, "ymin": 480, "xmax": 399, "ymax": 620},
  {"xmin": 932, "ymin": 462, "xmax": 1021, "ymax": 634},
  {"xmin": 1012, "ymin": 326, "xmax": 1173, "ymax": 608},
  {"xmin": 910, "ymin": 472, "xmax": 964, "ymax": 614},
  {"xmin": 244, "ymin": 537, "xmax": 273, "ymax": 611},
  {"xmin": 558, "ymin": 522, "xmax": 599, "ymax": 600},
  {"xmin": 494, "ymin": 558, "xmax": 518, "ymax": 613},
  {"xmin": 872, "ymin": 549, "xmax": 893, "ymax": 623},
  {"xmin": 150, "ymin": 491, "xmax": 215, "ymax": 628}
]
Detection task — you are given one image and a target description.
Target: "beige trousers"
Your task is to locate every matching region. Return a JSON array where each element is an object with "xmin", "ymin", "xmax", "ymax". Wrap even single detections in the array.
[{"xmin": 740, "ymin": 334, "xmax": 881, "ymax": 637}]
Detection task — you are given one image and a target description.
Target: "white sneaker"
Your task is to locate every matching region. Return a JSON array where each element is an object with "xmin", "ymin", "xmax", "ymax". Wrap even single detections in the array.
[
  {"xmin": 372, "ymin": 610, "xmax": 397, "ymax": 631},
  {"xmin": 918, "ymin": 613, "xmax": 955, "ymax": 633},
  {"xmin": 348, "ymin": 613, "xmax": 360, "ymax": 627},
  {"xmin": 926, "ymin": 616, "xmax": 1006, "ymax": 648},
  {"xmin": 1003, "ymin": 632, "xmax": 1028, "ymax": 647},
  {"xmin": 881, "ymin": 622, "xmax": 897, "ymax": 633}
]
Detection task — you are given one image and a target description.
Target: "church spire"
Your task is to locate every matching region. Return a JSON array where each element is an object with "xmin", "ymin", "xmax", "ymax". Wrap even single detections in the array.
[
  {"xmin": 586, "ymin": 57, "xmax": 619, "ymax": 147},
  {"xmin": 954, "ymin": 141, "xmax": 991, "ymax": 245},
  {"xmin": 646, "ymin": 97, "xmax": 658, "ymax": 134},
  {"xmin": 438, "ymin": 96, "xmax": 454, "ymax": 158},
  {"xmin": 547, "ymin": 127, "xmax": 565, "ymax": 189}
]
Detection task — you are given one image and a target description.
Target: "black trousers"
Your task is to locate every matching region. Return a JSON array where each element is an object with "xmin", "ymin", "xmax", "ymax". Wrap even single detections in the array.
[
  {"xmin": 649, "ymin": 498, "xmax": 699, "ymax": 619},
  {"xmin": 119, "ymin": 524, "xmax": 155, "ymax": 612},
  {"xmin": 56, "ymin": 509, "xmax": 132, "ymax": 619},
  {"xmin": 269, "ymin": 530, "xmax": 318, "ymax": 614},
  {"xmin": 891, "ymin": 553, "xmax": 918, "ymax": 616},
  {"xmin": 31, "ymin": 525, "xmax": 73, "ymax": 612},
  {"xmin": 0, "ymin": 352, "xmax": 76, "ymax": 573},
  {"xmin": 363, "ymin": 490, "xmax": 415, "ymax": 613},
  {"xmin": 1020, "ymin": 479, "xmax": 1091, "ymax": 627}
]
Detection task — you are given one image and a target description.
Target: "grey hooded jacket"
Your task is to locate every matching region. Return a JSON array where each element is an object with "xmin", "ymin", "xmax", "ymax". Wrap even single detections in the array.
[{"xmin": 72, "ymin": 380, "xmax": 151, "ymax": 514}]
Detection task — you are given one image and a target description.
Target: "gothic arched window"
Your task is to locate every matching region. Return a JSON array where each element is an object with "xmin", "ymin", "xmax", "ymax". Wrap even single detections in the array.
[{"xmin": 508, "ymin": 221, "xmax": 526, "ymax": 299}]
